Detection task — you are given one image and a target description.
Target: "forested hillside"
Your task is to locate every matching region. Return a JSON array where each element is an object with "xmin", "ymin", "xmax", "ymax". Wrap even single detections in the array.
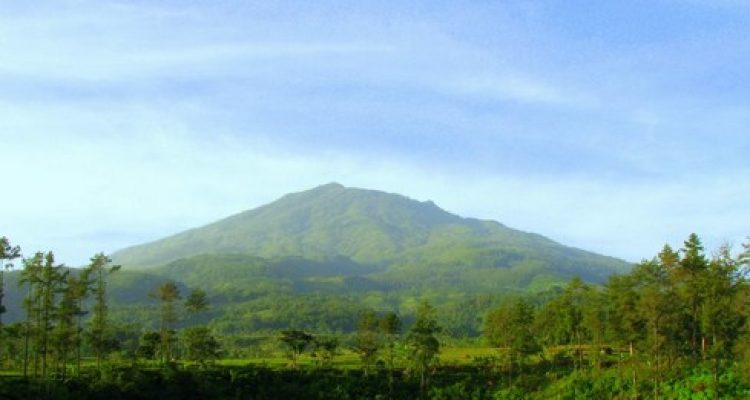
[
  {"xmin": 2, "ymin": 234, "xmax": 750, "ymax": 399},
  {"xmin": 111, "ymin": 183, "xmax": 628, "ymax": 282}
]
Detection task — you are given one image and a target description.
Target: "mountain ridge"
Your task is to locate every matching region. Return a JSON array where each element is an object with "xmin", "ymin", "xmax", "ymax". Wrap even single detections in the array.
[{"xmin": 111, "ymin": 183, "xmax": 629, "ymax": 287}]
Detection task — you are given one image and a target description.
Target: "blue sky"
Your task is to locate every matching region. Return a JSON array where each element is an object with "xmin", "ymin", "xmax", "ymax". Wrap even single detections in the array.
[{"xmin": 2, "ymin": 0, "xmax": 748, "ymax": 265}]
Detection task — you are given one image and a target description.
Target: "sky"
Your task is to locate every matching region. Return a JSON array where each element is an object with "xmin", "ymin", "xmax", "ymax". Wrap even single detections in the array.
[{"xmin": 1, "ymin": 0, "xmax": 749, "ymax": 266}]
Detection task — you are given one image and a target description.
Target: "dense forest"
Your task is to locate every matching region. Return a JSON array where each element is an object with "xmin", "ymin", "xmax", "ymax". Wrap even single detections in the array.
[{"xmin": 1, "ymin": 234, "xmax": 750, "ymax": 399}]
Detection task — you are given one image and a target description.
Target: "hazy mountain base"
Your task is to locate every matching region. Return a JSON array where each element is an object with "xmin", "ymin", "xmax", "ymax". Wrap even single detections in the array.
[
  {"xmin": 107, "ymin": 252, "xmax": 605, "ymax": 336},
  {"xmin": 1, "ymin": 249, "xmax": 619, "ymax": 336}
]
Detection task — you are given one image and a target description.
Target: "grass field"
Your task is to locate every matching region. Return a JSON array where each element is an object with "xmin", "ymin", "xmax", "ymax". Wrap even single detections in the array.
[{"xmin": 214, "ymin": 346, "xmax": 501, "ymax": 369}]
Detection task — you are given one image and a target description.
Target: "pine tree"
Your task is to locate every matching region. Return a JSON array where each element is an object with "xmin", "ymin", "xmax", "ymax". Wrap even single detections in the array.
[
  {"xmin": 37, "ymin": 252, "xmax": 65, "ymax": 378},
  {"xmin": 678, "ymin": 233, "xmax": 708, "ymax": 364},
  {"xmin": 353, "ymin": 309, "xmax": 380, "ymax": 374},
  {"xmin": 86, "ymin": 253, "xmax": 120, "ymax": 369},
  {"xmin": 54, "ymin": 274, "xmax": 82, "ymax": 379},
  {"xmin": 19, "ymin": 252, "xmax": 43, "ymax": 378},
  {"xmin": 153, "ymin": 281, "xmax": 181, "ymax": 364},
  {"xmin": 406, "ymin": 301, "xmax": 441, "ymax": 397},
  {"xmin": 701, "ymin": 244, "xmax": 746, "ymax": 398},
  {"xmin": 379, "ymin": 311, "xmax": 401, "ymax": 397},
  {"xmin": 70, "ymin": 269, "xmax": 92, "ymax": 376},
  {"xmin": 0, "ymin": 237, "xmax": 21, "ymax": 366}
]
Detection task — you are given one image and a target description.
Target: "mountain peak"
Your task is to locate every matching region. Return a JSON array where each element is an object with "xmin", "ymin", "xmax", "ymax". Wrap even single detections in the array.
[{"xmin": 314, "ymin": 182, "xmax": 345, "ymax": 191}]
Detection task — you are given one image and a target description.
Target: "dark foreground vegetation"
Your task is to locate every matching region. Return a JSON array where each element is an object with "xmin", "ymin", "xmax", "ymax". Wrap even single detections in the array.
[
  {"xmin": 2, "ymin": 360, "xmax": 750, "ymax": 399},
  {"xmin": 1, "ymin": 234, "xmax": 750, "ymax": 399}
]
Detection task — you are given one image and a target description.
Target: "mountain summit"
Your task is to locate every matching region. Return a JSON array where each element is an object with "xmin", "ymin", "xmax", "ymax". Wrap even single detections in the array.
[{"xmin": 111, "ymin": 183, "xmax": 629, "ymax": 287}]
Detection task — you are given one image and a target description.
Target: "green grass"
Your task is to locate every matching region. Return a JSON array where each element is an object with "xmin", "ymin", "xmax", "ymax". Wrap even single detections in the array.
[{"xmin": 215, "ymin": 346, "xmax": 501, "ymax": 370}]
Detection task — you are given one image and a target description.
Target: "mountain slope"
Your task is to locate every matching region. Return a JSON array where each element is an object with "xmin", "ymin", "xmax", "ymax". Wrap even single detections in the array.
[
  {"xmin": 111, "ymin": 183, "xmax": 629, "ymax": 285},
  {"xmin": 113, "ymin": 183, "xmax": 461, "ymax": 268}
]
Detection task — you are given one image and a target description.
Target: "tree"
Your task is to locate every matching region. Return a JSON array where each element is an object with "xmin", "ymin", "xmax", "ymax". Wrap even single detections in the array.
[
  {"xmin": 137, "ymin": 331, "xmax": 161, "ymax": 361},
  {"xmin": 406, "ymin": 301, "xmax": 441, "ymax": 397},
  {"xmin": 0, "ymin": 237, "xmax": 20, "ymax": 367},
  {"xmin": 37, "ymin": 252, "xmax": 65, "ymax": 378},
  {"xmin": 631, "ymin": 254, "xmax": 681, "ymax": 394},
  {"xmin": 485, "ymin": 298, "xmax": 540, "ymax": 387},
  {"xmin": 0, "ymin": 237, "xmax": 21, "ymax": 325},
  {"xmin": 53, "ymin": 274, "xmax": 84, "ymax": 379},
  {"xmin": 313, "ymin": 336, "xmax": 339, "ymax": 368},
  {"xmin": 19, "ymin": 252, "xmax": 43, "ymax": 378},
  {"xmin": 86, "ymin": 253, "xmax": 120, "ymax": 369},
  {"xmin": 700, "ymin": 244, "xmax": 746, "ymax": 398},
  {"xmin": 279, "ymin": 329, "xmax": 314, "ymax": 368},
  {"xmin": 605, "ymin": 274, "xmax": 644, "ymax": 357},
  {"xmin": 68, "ymin": 269, "xmax": 92, "ymax": 376},
  {"xmin": 352, "ymin": 309, "xmax": 380, "ymax": 374},
  {"xmin": 581, "ymin": 286, "xmax": 608, "ymax": 370},
  {"xmin": 152, "ymin": 281, "xmax": 181, "ymax": 364},
  {"xmin": 677, "ymin": 233, "xmax": 708, "ymax": 363},
  {"xmin": 185, "ymin": 288, "xmax": 209, "ymax": 314},
  {"xmin": 182, "ymin": 326, "xmax": 221, "ymax": 368},
  {"xmin": 378, "ymin": 311, "xmax": 402, "ymax": 397}
]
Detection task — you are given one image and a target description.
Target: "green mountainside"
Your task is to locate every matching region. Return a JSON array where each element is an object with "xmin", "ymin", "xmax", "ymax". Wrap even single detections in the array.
[
  {"xmin": 5, "ymin": 183, "xmax": 631, "ymax": 335},
  {"xmin": 112, "ymin": 183, "xmax": 628, "ymax": 282}
]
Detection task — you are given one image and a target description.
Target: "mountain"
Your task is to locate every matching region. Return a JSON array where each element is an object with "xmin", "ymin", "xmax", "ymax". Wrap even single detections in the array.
[
  {"xmin": 3, "ymin": 184, "xmax": 631, "ymax": 335},
  {"xmin": 111, "ymin": 183, "xmax": 629, "ymax": 289}
]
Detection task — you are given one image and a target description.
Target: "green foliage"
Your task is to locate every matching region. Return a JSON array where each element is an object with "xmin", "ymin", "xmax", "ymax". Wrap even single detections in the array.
[
  {"xmin": 352, "ymin": 309, "xmax": 380, "ymax": 372},
  {"xmin": 312, "ymin": 335, "xmax": 339, "ymax": 367},
  {"xmin": 137, "ymin": 331, "xmax": 160, "ymax": 360},
  {"xmin": 279, "ymin": 329, "xmax": 314, "ymax": 368},
  {"xmin": 0, "ymin": 236, "xmax": 21, "ymax": 323},
  {"xmin": 182, "ymin": 326, "xmax": 221, "ymax": 367},
  {"xmin": 407, "ymin": 301, "xmax": 442, "ymax": 395},
  {"xmin": 86, "ymin": 253, "xmax": 120, "ymax": 369},
  {"xmin": 153, "ymin": 280, "xmax": 181, "ymax": 363},
  {"xmin": 6, "ymin": 223, "xmax": 750, "ymax": 399},
  {"xmin": 184, "ymin": 288, "xmax": 209, "ymax": 314},
  {"xmin": 485, "ymin": 298, "xmax": 540, "ymax": 369}
]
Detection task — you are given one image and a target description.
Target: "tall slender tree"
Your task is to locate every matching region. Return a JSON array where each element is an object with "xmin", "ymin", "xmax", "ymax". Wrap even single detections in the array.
[
  {"xmin": 86, "ymin": 253, "xmax": 120, "ymax": 369},
  {"xmin": 0, "ymin": 237, "xmax": 21, "ymax": 366},
  {"xmin": 153, "ymin": 281, "xmax": 181, "ymax": 363},
  {"xmin": 353, "ymin": 309, "xmax": 380, "ymax": 374},
  {"xmin": 700, "ymin": 244, "xmax": 746, "ymax": 399},
  {"xmin": 0, "ymin": 237, "xmax": 21, "ymax": 323},
  {"xmin": 37, "ymin": 252, "xmax": 65, "ymax": 378},
  {"xmin": 19, "ymin": 252, "xmax": 43, "ymax": 378},
  {"xmin": 632, "ymin": 255, "xmax": 679, "ymax": 394},
  {"xmin": 71, "ymin": 269, "xmax": 91, "ymax": 376},
  {"xmin": 54, "ymin": 274, "xmax": 84, "ymax": 379},
  {"xmin": 379, "ymin": 311, "xmax": 401, "ymax": 397},
  {"xmin": 678, "ymin": 233, "xmax": 709, "ymax": 363},
  {"xmin": 406, "ymin": 301, "xmax": 441, "ymax": 397}
]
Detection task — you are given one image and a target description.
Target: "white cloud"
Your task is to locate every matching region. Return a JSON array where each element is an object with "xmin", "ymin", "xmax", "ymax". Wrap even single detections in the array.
[{"xmin": 447, "ymin": 74, "xmax": 590, "ymax": 106}]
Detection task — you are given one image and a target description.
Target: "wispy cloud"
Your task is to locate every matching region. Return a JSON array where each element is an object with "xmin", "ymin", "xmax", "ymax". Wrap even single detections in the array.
[
  {"xmin": 446, "ymin": 74, "xmax": 592, "ymax": 106},
  {"xmin": 2, "ymin": 0, "xmax": 748, "ymax": 264}
]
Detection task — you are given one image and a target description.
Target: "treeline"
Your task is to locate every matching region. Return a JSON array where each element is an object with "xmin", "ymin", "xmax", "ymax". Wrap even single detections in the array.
[
  {"xmin": 0, "ymin": 238, "xmax": 121, "ymax": 379},
  {"xmin": 484, "ymin": 233, "xmax": 750, "ymax": 397},
  {"xmin": 0, "ymin": 236, "xmax": 222, "ymax": 378}
]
